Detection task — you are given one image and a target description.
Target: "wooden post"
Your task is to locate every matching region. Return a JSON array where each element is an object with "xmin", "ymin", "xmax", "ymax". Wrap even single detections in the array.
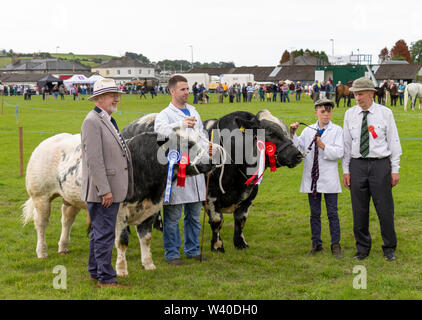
[{"xmin": 19, "ymin": 127, "xmax": 24, "ymax": 177}]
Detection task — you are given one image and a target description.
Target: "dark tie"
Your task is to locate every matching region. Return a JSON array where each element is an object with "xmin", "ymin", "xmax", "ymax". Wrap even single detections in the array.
[
  {"xmin": 309, "ymin": 129, "xmax": 324, "ymax": 199},
  {"xmin": 360, "ymin": 111, "xmax": 370, "ymax": 158}
]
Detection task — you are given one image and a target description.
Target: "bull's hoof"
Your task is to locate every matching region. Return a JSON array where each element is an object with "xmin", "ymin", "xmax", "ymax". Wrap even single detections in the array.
[
  {"xmin": 211, "ymin": 246, "xmax": 225, "ymax": 253},
  {"xmin": 116, "ymin": 269, "xmax": 129, "ymax": 277},
  {"xmin": 143, "ymin": 263, "xmax": 156, "ymax": 271},
  {"xmin": 36, "ymin": 251, "xmax": 48, "ymax": 259},
  {"xmin": 234, "ymin": 239, "xmax": 249, "ymax": 250}
]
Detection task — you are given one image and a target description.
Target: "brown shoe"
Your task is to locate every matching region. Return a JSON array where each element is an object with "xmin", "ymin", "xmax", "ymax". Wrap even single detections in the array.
[
  {"xmin": 89, "ymin": 277, "xmax": 98, "ymax": 282},
  {"xmin": 167, "ymin": 258, "xmax": 184, "ymax": 266},
  {"xmin": 309, "ymin": 242, "xmax": 323, "ymax": 255},
  {"xmin": 331, "ymin": 243, "xmax": 342, "ymax": 258},
  {"xmin": 97, "ymin": 282, "xmax": 131, "ymax": 289}
]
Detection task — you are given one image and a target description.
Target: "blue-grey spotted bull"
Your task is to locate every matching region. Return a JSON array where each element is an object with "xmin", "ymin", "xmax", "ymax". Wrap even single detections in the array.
[
  {"xmin": 22, "ymin": 128, "xmax": 213, "ymax": 276},
  {"xmin": 123, "ymin": 109, "xmax": 302, "ymax": 253}
]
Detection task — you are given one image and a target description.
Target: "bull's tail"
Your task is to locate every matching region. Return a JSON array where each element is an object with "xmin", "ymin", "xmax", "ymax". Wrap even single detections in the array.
[
  {"xmin": 404, "ymin": 86, "xmax": 409, "ymax": 111},
  {"xmin": 22, "ymin": 197, "xmax": 35, "ymax": 226}
]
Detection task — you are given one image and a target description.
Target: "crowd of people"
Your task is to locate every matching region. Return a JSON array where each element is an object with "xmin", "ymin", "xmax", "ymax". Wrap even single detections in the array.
[{"xmin": 191, "ymin": 80, "xmax": 337, "ymax": 105}]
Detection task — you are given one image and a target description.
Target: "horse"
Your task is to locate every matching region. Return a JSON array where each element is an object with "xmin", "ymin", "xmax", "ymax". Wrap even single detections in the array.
[
  {"xmin": 404, "ymin": 83, "xmax": 422, "ymax": 111},
  {"xmin": 335, "ymin": 82, "xmax": 353, "ymax": 107},
  {"xmin": 374, "ymin": 83, "xmax": 388, "ymax": 105}
]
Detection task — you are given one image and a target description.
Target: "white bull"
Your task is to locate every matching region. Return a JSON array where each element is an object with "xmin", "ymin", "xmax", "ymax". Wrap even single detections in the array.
[{"xmin": 22, "ymin": 133, "xmax": 157, "ymax": 275}]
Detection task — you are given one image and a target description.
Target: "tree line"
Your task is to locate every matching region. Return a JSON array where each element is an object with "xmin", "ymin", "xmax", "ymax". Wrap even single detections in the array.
[{"xmin": 379, "ymin": 39, "xmax": 422, "ymax": 64}]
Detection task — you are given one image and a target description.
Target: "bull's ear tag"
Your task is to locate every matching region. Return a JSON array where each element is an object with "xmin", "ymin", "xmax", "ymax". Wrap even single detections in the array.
[{"xmin": 239, "ymin": 126, "xmax": 245, "ymax": 133}]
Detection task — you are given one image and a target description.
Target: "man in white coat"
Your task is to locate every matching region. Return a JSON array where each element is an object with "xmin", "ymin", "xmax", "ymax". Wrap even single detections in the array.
[
  {"xmin": 154, "ymin": 75, "xmax": 210, "ymax": 265},
  {"xmin": 290, "ymin": 98, "xmax": 344, "ymax": 258}
]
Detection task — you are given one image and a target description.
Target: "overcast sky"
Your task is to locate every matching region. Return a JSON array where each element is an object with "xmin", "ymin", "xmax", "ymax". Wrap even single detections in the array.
[{"xmin": 2, "ymin": 0, "xmax": 421, "ymax": 66}]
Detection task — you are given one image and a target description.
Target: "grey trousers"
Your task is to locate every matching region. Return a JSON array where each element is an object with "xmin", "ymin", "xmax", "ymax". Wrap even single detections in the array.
[{"xmin": 350, "ymin": 157, "xmax": 397, "ymax": 255}]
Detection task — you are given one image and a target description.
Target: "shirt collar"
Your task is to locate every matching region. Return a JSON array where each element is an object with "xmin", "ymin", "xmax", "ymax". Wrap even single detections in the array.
[
  {"xmin": 169, "ymin": 102, "xmax": 194, "ymax": 116},
  {"xmin": 315, "ymin": 121, "xmax": 330, "ymax": 130},
  {"xmin": 358, "ymin": 102, "xmax": 376, "ymax": 114}
]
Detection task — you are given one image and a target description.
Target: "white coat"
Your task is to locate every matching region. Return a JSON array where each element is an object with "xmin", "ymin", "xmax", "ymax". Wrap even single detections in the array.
[
  {"xmin": 154, "ymin": 102, "xmax": 208, "ymax": 205},
  {"xmin": 293, "ymin": 121, "xmax": 344, "ymax": 194}
]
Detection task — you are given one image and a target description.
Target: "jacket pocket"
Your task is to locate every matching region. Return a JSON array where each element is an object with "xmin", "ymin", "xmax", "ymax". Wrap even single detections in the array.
[{"xmin": 106, "ymin": 169, "xmax": 116, "ymax": 176}]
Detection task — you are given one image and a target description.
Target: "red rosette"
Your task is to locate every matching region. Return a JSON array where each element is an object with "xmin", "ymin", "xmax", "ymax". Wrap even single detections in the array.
[
  {"xmin": 177, "ymin": 153, "xmax": 189, "ymax": 187},
  {"xmin": 265, "ymin": 142, "xmax": 277, "ymax": 172},
  {"xmin": 368, "ymin": 125, "xmax": 378, "ymax": 139}
]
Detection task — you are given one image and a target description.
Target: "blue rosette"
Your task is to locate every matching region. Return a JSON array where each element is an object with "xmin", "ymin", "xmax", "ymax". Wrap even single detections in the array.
[{"xmin": 164, "ymin": 149, "xmax": 181, "ymax": 203}]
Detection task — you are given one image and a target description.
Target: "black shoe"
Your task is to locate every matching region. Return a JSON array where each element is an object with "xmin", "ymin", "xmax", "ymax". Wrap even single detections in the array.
[
  {"xmin": 167, "ymin": 258, "xmax": 184, "ymax": 266},
  {"xmin": 353, "ymin": 252, "xmax": 369, "ymax": 260},
  {"xmin": 384, "ymin": 251, "xmax": 396, "ymax": 262},
  {"xmin": 331, "ymin": 243, "xmax": 342, "ymax": 258},
  {"xmin": 309, "ymin": 243, "xmax": 323, "ymax": 255}
]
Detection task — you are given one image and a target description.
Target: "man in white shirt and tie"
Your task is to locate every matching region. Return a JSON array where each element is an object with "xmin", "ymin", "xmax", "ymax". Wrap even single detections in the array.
[{"xmin": 342, "ymin": 77, "xmax": 402, "ymax": 262}]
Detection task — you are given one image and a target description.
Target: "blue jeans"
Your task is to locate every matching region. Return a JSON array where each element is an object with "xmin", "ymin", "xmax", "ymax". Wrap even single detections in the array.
[
  {"xmin": 283, "ymin": 92, "xmax": 290, "ymax": 102},
  {"xmin": 399, "ymin": 93, "xmax": 404, "ymax": 106},
  {"xmin": 193, "ymin": 93, "xmax": 198, "ymax": 104},
  {"xmin": 163, "ymin": 202, "xmax": 202, "ymax": 261},
  {"xmin": 296, "ymin": 91, "xmax": 302, "ymax": 101}
]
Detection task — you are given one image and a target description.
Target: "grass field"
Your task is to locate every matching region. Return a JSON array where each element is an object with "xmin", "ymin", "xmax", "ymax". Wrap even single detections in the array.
[{"xmin": 0, "ymin": 92, "xmax": 421, "ymax": 300}]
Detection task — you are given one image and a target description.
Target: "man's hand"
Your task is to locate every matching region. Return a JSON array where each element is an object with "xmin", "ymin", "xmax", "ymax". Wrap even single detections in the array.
[
  {"xmin": 343, "ymin": 173, "xmax": 351, "ymax": 190},
  {"xmin": 290, "ymin": 122, "xmax": 299, "ymax": 138},
  {"xmin": 391, "ymin": 173, "xmax": 400, "ymax": 187},
  {"xmin": 182, "ymin": 116, "xmax": 196, "ymax": 129},
  {"xmin": 102, "ymin": 192, "xmax": 113, "ymax": 208}
]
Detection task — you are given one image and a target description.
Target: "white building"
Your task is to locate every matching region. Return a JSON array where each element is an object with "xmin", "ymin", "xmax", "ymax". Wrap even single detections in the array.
[{"xmin": 91, "ymin": 57, "xmax": 156, "ymax": 83}]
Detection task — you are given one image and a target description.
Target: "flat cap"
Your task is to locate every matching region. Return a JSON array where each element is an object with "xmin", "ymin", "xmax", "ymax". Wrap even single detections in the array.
[
  {"xmin": 314, "ymin": 98, "xmax": 335, "ymax": 108},
  {"xmin": 349, "ymin": 77, "xmax": 376, "ymax": 92}
]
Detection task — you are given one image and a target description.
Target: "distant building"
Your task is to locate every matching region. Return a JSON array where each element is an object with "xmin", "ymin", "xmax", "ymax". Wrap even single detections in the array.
[
  {"xmin": 91, "ymin": 57, "xmax": 156, "ymax": 83},
  {"xmin": 0, "ymin": 58, "xmax": 89, "ymax": 75},
  {"xmin": 374, "ymin": 64, "xmax": 421, "ymax": 83},
  {"xmin": 188, "ymin": 65, "xmax": 316, "ymax": 85}
]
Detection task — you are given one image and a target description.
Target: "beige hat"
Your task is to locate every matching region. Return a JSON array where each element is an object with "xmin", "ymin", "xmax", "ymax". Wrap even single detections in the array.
[
  {"xmin": 349, "ymin": 77, "xmax": 376, "ymax": 92},
  {"xmin": 88, "ymin": 78, "xmax": 125, "ymax": 101}
]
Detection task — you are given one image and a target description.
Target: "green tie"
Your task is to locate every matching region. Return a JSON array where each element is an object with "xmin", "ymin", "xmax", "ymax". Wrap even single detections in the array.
[{"xmin": 360, "ymin": 111, "xmax": 370, "ymax": 158}]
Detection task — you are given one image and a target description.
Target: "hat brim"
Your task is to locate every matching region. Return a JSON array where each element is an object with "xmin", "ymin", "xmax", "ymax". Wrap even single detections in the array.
[
  {"xmin": 315, "ymin": 101, "xmax": 335, "ymax": 108},
  {"xmin": 349, "ymin": 87, "xmax": 377, "ymax": 92},
  {"xmin": 87, "ymin": 89, "xmax": 125, "ymax": 101}
]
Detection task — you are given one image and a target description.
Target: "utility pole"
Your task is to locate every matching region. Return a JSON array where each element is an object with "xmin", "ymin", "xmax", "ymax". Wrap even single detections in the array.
[
  {"xmin": 189, "ymin": 45, "xmax": 193, "ymax": 70},
  {"xmin": 330, "ymin": 39, "xmax": 334, "ymax": 57},
  {"xmin": 56, "ymin": 46, "xmax": 60, "ymax": 76}
]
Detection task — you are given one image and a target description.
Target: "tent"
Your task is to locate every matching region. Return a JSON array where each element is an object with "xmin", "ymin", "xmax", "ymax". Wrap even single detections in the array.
[
  {"xmin": 63, "ymin": 74, "xmax": 92, "ymax": 89},
  {"xmin": 37, "ymin": 74, "xmax": 62, "ymax": 89},
  {"xmin": 87, "ymin": 74, "xmax": 104, "ymax": 84}
]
